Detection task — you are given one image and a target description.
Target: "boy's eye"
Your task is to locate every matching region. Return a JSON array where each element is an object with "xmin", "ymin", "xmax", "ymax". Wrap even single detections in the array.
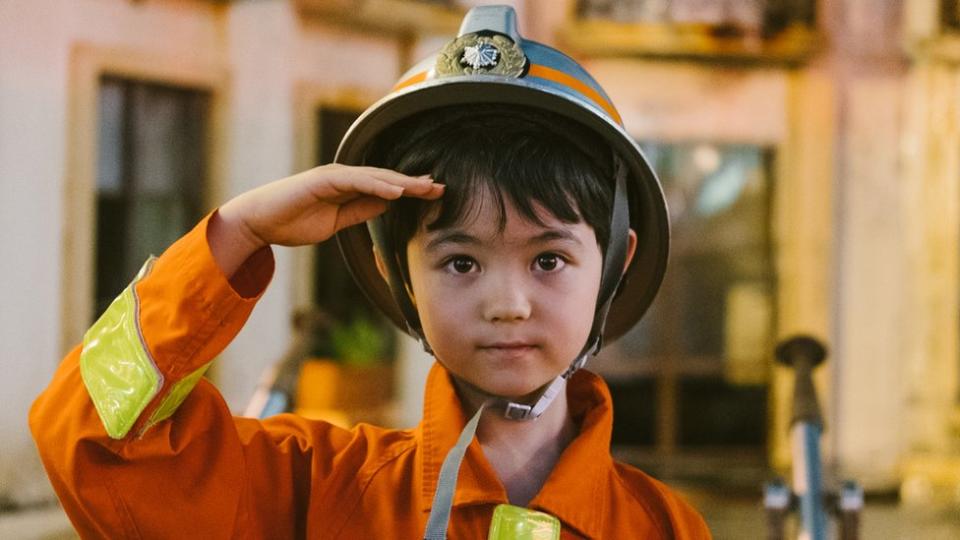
[
  {"xmin": 534, "ymin": 253, "xmax": 564, "ymax": 272},
  {"xmin": 446, "ymin": 256, "xmax": 477, "ymax": 274}
]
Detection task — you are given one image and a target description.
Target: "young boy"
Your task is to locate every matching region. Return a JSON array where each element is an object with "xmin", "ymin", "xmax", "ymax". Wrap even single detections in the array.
[{"xmin": 31, "ymin": 6, "xmax": 709, "ymax": 539}]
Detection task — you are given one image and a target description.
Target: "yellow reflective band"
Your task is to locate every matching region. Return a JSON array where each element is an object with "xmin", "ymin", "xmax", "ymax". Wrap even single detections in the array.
[
  {"xmin": 144, "ymin": 361, "xmax": 211, "ymax": 431},
  {"xmin": 80, "ymin": 258, "xmax": 162, "ymax": 439},
  {"xmin": 488, "ymin": 504, "xmax": 560, "ymax": 540}
]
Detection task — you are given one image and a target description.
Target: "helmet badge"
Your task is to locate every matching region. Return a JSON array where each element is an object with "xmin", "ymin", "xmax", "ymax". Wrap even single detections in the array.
[
  {"xmin": 463, "ymin": 42, "xmax": 498, "ymax": 69},
  {"xmin": 435, "ymin": 33, "xmax": 527, "ymax": 78}
]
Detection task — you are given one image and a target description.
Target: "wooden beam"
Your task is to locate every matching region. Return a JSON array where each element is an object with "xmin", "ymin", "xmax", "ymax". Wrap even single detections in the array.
[{"xmin": 294, "ymin": 0, "xmax": 464, "ymax": 37}]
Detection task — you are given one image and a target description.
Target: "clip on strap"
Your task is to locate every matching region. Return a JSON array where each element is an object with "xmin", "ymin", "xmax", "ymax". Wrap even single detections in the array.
[
  {"xmin": 501, "ymin": 364, "xmax": 575, "ymax": 421},
  {"xmin": 423, "ymin": 403, "xmax": 487, "ymax": 540}
]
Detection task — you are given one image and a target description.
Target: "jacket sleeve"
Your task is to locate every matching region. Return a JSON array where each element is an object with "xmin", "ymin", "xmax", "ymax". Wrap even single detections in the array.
[{"xmin": 29, "ymin": 212, "xmax": 320, "ymax": 539}]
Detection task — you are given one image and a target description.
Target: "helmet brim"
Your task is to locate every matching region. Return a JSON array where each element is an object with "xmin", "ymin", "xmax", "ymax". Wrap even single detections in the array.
[{"xmin": 335, "ymin": 76, "xmax": 669, "ymax": 344}]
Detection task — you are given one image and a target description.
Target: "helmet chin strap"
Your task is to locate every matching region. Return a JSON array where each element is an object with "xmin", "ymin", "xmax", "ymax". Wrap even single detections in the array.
[
  {"xmin": 483, "ymin": 304, "xmax": 611, "ymax": 421},
  {"xmin": 442, "ymin": 348, "xmax": 589, "ymax": 421}
]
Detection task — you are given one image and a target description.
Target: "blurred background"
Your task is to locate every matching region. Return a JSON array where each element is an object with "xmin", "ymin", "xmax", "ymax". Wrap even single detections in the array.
[{"xmin": 2, "ymin": 0, "xmax": 960, "ymax": 538}]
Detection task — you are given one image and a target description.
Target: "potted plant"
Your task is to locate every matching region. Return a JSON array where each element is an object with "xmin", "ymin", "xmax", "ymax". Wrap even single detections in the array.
[{"xmin": 294, "ymin": 310, "xmax": 395, "ymax": 427}]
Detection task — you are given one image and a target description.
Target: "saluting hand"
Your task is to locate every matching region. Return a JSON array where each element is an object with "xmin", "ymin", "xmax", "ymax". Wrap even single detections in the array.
[{"xmin": 209, "ymin": 164, "xmax": 443, "ymax": 277}]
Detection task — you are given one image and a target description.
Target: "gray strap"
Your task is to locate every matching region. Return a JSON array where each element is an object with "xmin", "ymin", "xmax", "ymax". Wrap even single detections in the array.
[
  {"xmin": 502, "ymin": 371, "xmax": 568, "ymax": 421},
  {"xmin": 423, "ymin": 404, "xmax": 486, "ymax": 540}
]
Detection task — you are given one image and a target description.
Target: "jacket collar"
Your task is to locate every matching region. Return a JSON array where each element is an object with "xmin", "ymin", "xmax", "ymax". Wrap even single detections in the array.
[{"xmin": 416, "ymin": 362, "xmax": 614, "ymax": 538}]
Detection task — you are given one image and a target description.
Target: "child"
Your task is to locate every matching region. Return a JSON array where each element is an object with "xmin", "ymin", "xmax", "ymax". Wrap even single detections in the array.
[{"xmin": 31, "ymin": 6, "xmax": 709, "ymax": 539}]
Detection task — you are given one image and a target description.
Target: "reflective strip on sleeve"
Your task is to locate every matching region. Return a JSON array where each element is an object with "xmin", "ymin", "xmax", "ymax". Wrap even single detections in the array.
[
  {"xmin": 143, "ymin": 360, "xmax": 212, "ymax": 431},
  {"xmin": 80, "ymin": 258, "xmax": 162, "ymax": 439}
]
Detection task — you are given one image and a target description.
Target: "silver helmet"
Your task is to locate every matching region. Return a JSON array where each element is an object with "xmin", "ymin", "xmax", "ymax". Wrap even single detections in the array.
[{"xmin": 336, "ymin": 5, "xmax": 668, "ymax": 351}]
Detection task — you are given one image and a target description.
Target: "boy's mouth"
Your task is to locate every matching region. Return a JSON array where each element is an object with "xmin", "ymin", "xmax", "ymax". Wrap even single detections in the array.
[{"xmin": 478, "ymin": 342, "xmax": 539, "ymax": 357}]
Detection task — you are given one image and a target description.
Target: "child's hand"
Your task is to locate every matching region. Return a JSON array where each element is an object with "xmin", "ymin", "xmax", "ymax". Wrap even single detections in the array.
[{"xmin": 209, "ymin": 164, "xmax": 442, "ymax": 277}]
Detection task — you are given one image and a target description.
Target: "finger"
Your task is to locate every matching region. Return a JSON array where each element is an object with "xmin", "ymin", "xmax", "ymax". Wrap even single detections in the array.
[
  {"xmin": 402, "ymin": 182, "xmax": 445, "ymax": 200},
  {"xmin": 330, "ymin": 167, "xmax": 430, "ymax": 194},
  {"xmin": 360, "ymin": 170, "xmax": 437, "ymax": 191},
  {"xmin": 325, "ymin": 175, "xmax": 404, "ymax": 203},
  {"xmin": 300, "ymin": 164, "xmax": 430, "ymax": 194},
  {"xmin": 334, "ymin": 197, "xmax": 390, "ymax": 231},
  {"xmin": 351, "ymin": 165, "xmax": 433, "ymax": 184}
]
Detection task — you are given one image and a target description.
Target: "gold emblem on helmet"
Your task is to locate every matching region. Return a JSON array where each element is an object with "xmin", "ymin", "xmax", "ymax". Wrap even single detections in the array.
[{"xmin": 435, "ymin": 33, "xmax": 527, "ymax": 77}]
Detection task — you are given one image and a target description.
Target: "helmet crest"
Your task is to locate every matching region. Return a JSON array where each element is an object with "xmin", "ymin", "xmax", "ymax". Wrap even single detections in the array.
[{"xmin": 436, "ymin": 32, "xmax": 527, "ymax": 77}]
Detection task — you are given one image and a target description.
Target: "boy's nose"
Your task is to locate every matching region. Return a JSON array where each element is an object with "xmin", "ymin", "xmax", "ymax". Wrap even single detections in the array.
[{"xmin": 482, "ymin": 279, "xmax": 532, "ymax": 323}]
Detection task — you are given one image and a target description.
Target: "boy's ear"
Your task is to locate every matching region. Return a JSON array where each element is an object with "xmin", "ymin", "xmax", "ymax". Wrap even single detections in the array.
[
  {"xmin": 372, "ymin": 247, "xmax": 390, "ymax": 282},
  {"xmin": 622, "ymin": 229, "xmax": 638, "ymax": 275},
  {"xmin": 372, "ymin": 247, "xmax": 417, "ymax": 307}
]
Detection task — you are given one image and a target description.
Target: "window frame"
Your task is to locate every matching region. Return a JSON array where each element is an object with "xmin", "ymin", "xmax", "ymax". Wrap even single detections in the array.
[
  {"xmin": 600, "ymin": 142, "xmax": 777, "ymax": 463},
  {"xmin": 93, "ymin": 76, "xmax": 211, "ymax": 319},
  {"xmin": 560, "ymin": 0, "xmax": 820, "ymax": 65},
  {"xmin": 289, "ymin": 83, "xmax": 381, "ymax": 310},
  {"xmin": 61, "ymin": 44, "xmax": 229, "ymax": 356}
]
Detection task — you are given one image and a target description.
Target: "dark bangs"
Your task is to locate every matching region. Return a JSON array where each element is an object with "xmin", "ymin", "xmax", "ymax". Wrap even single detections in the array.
[{"xmin": 365, "ymin": 105, "xmax": 614, "ymax": 261}]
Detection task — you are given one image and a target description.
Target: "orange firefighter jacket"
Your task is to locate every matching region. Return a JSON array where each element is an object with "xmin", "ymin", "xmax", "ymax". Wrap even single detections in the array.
[{"xmin": 30, "ymin": 214, "xmax": 711, "ymax": 539}]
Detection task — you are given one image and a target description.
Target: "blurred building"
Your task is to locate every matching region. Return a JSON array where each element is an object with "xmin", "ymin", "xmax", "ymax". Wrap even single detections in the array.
[{"xmin": 2, "ymin": 0, "xmax": 960, "ymax": 523}]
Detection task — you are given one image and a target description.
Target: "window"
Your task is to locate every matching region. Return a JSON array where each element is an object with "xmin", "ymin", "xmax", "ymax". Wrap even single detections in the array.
[
  {"xmin": 605, "ymin": 143, "xmax": 775, "ymax": 460},
  {"xmin": 95, "ymin": 77, "xmax": 210, "ymax": 319},
  {"xmin": 575, "ymin": 0, "xmax": 816, "ymax": 38},
  {"xmin": 564, "ymin": 1, "xmax": 819, "ymax": 64},
  {"xmin": 943, "ymin": 0, "xmax": 960, "ymax": 32}
]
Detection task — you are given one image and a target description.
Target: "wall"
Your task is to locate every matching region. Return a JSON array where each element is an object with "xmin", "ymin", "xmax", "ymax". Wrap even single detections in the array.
[
  {"xmin": 0, "ymin": 0, "xmax": 402, "ymax": 505},
  {"xmin": 0, "ymin": 0, "xmax": 76, "ymax": 505},
  {"xmin": 824, "ymin": 0, "xmax": 911, "ymax": 489},
  {"xmin": 219, "ymin": 1, "xmax": 402, "ymax": 413}
]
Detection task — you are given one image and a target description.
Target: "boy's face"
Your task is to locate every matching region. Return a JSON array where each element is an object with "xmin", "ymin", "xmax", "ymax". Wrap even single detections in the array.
[{"xmin": 405, "ymin": 190, "xmax": 603, "ymax": 400}]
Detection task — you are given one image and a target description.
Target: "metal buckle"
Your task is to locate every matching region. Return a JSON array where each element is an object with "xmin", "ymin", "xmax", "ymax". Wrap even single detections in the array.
[{"xmin": 504, "ymin": 402, "xmax": 532, "ymax": 421}]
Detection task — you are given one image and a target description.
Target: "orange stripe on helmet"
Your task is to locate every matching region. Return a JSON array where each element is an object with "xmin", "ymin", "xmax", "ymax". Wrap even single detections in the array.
[
  {"xmin": 390, "ymin": 64, "xmax": 623, "ymax": 125},
  {"xmin": 392, "ymin": 71, "xmax": 428, "ymax": 91},
  {"xmin": 526, "ymin": 64, "xmax": 622, "ymax": 125}
]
